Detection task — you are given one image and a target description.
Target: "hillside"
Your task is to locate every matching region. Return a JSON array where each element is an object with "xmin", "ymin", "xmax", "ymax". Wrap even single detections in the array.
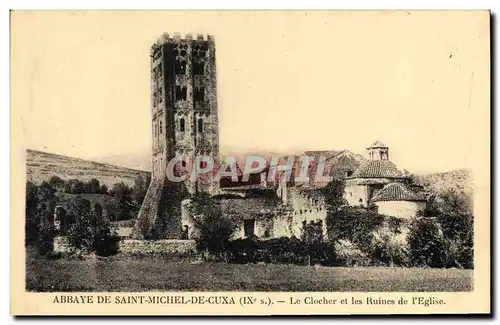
[
  {"xmin": 26, "ymin": 149, "xmax": 151, "ymax": 188},
  {"xmin": 414, "ymin": 169, "xmax": 473, "ymax": 198}
]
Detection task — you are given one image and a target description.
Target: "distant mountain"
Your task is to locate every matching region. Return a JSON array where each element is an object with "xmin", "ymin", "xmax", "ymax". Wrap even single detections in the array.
[
  {"xmin": 26, "ymin": 150, "xmax": 151, "ymax": 188},
  {"xmin": 414, "ymin": 169, "xmax": 473, "ymax": 198},
  {"xmin": 92, "ymin": 152, "xmax": 153, "ymax": 172}
]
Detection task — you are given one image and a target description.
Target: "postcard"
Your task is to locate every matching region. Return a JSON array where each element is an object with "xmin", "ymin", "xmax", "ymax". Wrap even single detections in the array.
[{"xmin": 10, "ymin": 10, "xmax": 490, "ymax": 315}]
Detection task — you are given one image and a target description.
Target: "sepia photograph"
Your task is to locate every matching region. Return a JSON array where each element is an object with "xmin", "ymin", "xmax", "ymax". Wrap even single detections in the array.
[{"xmin": 10, "ymin": 10, "xmax": 490, "ymax": 315}]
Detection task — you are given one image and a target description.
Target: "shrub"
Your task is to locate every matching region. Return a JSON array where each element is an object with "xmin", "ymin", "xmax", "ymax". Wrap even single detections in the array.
[
  {"xmin": 36, "ymin": 223, "xmax": 55, "ymax": 255},
  {"xmin": 109, "ymin": 182, "xmax": 136, "ymax": 220},
  {"xmin": 327, "ymin": 206, "xmax": 385, "ymax": 253},
  {"xmin": 191, "ymin": 198, "xmax": 235, "ymax": 257},
  {"xmin": 334, "ymin": 239, "xmax": 371, "ymax": 267},
  {"xmin": 48, "ymin": 176, "xmax": 66, "ymax": 190},
  {"xmin": 25, "ymin": 182, "xmax": 39, "ymax": 245},
  {"xmin": 370, "ymin": 233, "xmax": 410, "ymax": 267},
  {"xmin": 227, "ymin": 236, "xmax": 337, "ymax": 266},
  {"xmin": 66, "ymin": 198, "xmax": 119, "ymax": 256},
  {"xmin": 407, "ymin": 217, "xmax": 446, "ymax": 268},
  {"xmin": 92, "ymin": 219, "xmax": 120, "ymax": 257}
]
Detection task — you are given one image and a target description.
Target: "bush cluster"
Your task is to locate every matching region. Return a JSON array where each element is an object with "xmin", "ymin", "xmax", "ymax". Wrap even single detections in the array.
[
  {"xmin": 325, "ymin": 189, "xmax": 474, "ymax": 269},
  {"xmin": 227, "ymin": 237, "xmax": 338, "ymax": 266},
  {"xmin": 66, "ymin": 197, "xmax": 120, "ymax": 256},
  {"xmin": 25, "ymin": 176, "xmax": 145, "ymax": 256}
]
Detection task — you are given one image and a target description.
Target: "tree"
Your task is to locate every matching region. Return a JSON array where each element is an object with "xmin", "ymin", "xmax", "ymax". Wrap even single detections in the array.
[
  {"xmin": 48, "ymin": 176, "xmax": 66, "ymax": 190},
  {"xmin": 407, "ymin": 217, "xmax": 446, "ymax": 268},
  {"xmin": 94, "ymin": 203, "xmax": 103, "ymax": 218},
  {"xmin": 67, "ymin": 198, "xmax": 95, "ymax": 250},
  {"xmin": 132, "ymin": 175, "xmax": 148, "ymax": 206},
  {"xmin": 191, "ymin": 198, "xmax": 235, "ymax": 257},
  {"xmin": 67, "ymin": 198, "xmax": 119, "ymax": 256},
  {"xmin": 322, "ymin": 179, "xmax": 347, "ymax": 210},
  {"xmin": 99, "ymin": 184, "xmax": 108, "ymax": 195},
  {"xmin": 25, "ymin": 182, "xmax": 39, "ymax": 244},
  {"xmin": 89, "ymin": 178, "xmax": 101, "ymax": 194},
  {"xmin": 437, "ymin": 189, "xmax": 473, "ymax": 239},
  {"xmin": 110, "ymin": 182, "xmax": 134, "ymax": 220},
  {"xmin": 434, "ymin": 189, "xmax": 474, "ymax": 269},
  {"xmin": 327, "ymin": 206, "xmax": 385, "ymax": 252},
  {"xmin": 34, "ymin": 182, "xmax": 57, "ymax": 255},
  {"xmin": 66, "ymin": 179, "xmax": 85, "ymax": 194}
]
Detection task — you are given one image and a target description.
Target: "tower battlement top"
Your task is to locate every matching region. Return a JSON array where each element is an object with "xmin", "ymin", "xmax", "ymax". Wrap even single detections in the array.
[{"xmin": 152, "ymin": 32, "xmax": 214, "ymax": 49}]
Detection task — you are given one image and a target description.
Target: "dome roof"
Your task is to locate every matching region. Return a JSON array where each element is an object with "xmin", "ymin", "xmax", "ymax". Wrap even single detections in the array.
[
  {"xmin": 371, "ymin": 183, "xmax": 427, "ymax": 202},
  {"xmin": 348, "ymin": 160, "xmax": 407, "ymax": 179},
  {"xmin": 367, "ymin": 140, "xmax": 388, "ymax": 148}
]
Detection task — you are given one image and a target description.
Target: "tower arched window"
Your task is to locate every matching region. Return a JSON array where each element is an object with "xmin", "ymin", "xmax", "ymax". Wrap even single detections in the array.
[
  {"xmin": 180, "ymin": 61, "xmax": 187, "ymax": 74},
  {"xmin": 197, "ymin": 118, "xmax": 203, "ymax": 133},
  {"xmin": 175, "ymin": 86, "xmax": 187, "ymax": 101},
  {"xmin": 180, "ymin": 118, "xmax": 185, "ymax": 132},
  {"xmin": 174, "ymin": 60, "xmax": 187, "ymax": 75},
  {"xmin": 194, "ymin": 87, "xmax": 205, "ymax": 101},
  {"xmin": 194, "ymin": 62, "xmax": 205, "ymax": 75}
]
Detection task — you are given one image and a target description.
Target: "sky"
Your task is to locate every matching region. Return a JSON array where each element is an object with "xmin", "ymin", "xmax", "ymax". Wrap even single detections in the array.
[{"xmin": 11, "ymin": 11, "xmax": 490, "ymax": 174}]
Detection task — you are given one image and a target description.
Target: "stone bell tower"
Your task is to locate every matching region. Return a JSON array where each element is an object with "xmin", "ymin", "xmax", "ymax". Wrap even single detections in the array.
[
  {"xmin": 133, "ymin": 33, "xmax": 220, "ymax": 239},
  {"xmin": 367, "ymin": 140, "xmax": 389, "ymax": 161}
]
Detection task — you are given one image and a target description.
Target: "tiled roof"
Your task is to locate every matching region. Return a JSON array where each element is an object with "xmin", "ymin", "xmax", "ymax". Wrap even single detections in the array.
[
  {"xmin": 349, "ymin": 160, "xmax": 407, "ymax": 179},
  {"xmin": 368, "ymin": 140, "xmax": 387, "ymax": 148},
  {"xmin": 371, "ymin": 183, "xmax": 427, "ymax": 202},
  {"xmin": 356, "ymin": 178, "xmax": 394, "ymax": 185}
]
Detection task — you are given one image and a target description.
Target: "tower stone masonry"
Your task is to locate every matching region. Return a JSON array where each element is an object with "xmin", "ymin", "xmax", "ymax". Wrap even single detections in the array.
[{"xmin": 133, "ymin": 33, "xmax": 220, "ymax": 239}]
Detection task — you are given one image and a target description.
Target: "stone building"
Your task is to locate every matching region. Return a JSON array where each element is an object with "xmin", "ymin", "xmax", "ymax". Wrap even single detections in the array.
[
  {"xmin": 344, "ymin": 141, "xmax": 426, "ymax": 218},
  {"xmin": 134, "ymin": 28, "xmax": 328, "ymax": 241},
  {"xmin": 133, "ymin": 33, "xmax": 220, "ymax": 239},
  {"xmin": 149, "ymin": 32, "xmax": 219, "ymax": 194}
]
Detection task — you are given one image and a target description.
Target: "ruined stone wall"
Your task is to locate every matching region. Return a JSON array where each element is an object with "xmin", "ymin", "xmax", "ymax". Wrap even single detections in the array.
[
  {"xmin": 120, "ymin": 239, "xmax": 197, "ymax": 254},
  {"xmin": 287, "ymin": 188, "xmax": 327, "ymax": 239},
  {"xmin": 344, "ymin": 179, "xmax": 369, "ymax": 207}
]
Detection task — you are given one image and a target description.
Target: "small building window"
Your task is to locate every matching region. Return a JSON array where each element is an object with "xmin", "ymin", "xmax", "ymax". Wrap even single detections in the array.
[
  {"xmin": 180, "ymin": 118, "xmax": 185, "ymax": 132},
  {"xmin": 197, "ymin": 118, "xmax": 203, "ymax": 133},
  {"xmin": 159, "ymin": 120, "xmax": 162, "ymax": 134},
  {"xmin": 181, "ymin": 160, "xmax": 187, "ymax": 167}
]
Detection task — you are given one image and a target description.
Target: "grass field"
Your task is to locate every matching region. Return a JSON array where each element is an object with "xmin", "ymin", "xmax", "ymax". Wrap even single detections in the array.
[{"xmin": 26, "ymin": 255, "xmax": 473, "ymax": 292}]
